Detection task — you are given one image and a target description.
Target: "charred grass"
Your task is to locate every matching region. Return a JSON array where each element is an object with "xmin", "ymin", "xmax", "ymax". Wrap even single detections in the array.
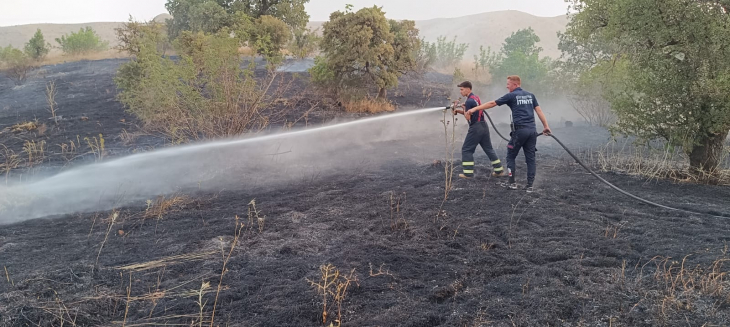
[{"xmin": 2, "ymin": 158, "xmax": 730, "ymax": 326}]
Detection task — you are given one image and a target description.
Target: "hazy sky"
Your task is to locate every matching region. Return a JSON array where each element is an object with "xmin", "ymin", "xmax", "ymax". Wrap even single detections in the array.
[{"xmin": 0, "ymin": 0, "xmax": 569, "ymax": 26}]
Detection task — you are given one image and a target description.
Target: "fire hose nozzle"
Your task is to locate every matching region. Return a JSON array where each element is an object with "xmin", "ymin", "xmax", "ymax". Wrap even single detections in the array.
[{"xmin": 444, "ymin": 97, "xmax": 462, "ymax": 112}]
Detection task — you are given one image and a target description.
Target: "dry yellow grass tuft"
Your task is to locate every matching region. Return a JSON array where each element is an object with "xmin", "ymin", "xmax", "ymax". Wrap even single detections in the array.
[
  {"xmin": 22, "ymin": 140, "xmax": 46, "ymax": 167},
  {"xmin": 144, "ymin": 194, "xmax": 191, "ymax": 220},
  {"xmin": 389, "ymin": 191, "xmax": 408, "ymax": 231},
  {"xmin": 0, "ymin": 145, "xmax": 22, "ymax": 177},
  {"xmin": 10, "ymin": 121, "xmax": 37, "ymax": 132},
  {"xmin": 640, "ymin": 254, "xmax": 730, "ymax": 319},
  {"xmin": 39, "ymin": 50, "xmax": 130, "ymax": 66},
  {"xmin": 307, "ymin": 264, "xmax": 359, "ymax": 327},
  {"xmin": 117, "ymin": 251, "xmax": 217, "ymax": 272},
  {"xmin": 591, "ymin": 142, "xmax": 730, "ymax": 185},
  {"xmin": 237, "ymin": 46, "xmax": 255, "ymax": 56},
  {"xmin": 343, "ymin": 99, "xmax": 395, "ymax": 114}
]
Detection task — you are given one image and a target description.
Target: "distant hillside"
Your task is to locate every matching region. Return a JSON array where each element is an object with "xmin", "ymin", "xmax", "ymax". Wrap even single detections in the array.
[
  {"xmin": 308, "ymin": 10, "xmax": 569, "ymax": 59},
  {"xmin": 0, "ymin": 22, "xmax": 122, "ymax": 52},
  {"xmin": 1, "ymin": 10, "xmax": 568, "ymax": 59},
  {"xmin": 417, "ymin": 11, "xmax": 568, "ymax": 59}
]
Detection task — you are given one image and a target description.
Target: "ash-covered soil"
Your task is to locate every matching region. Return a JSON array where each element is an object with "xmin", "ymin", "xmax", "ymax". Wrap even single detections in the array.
[{"xmin": 1, "ymin": 59, "xmax": 730, "ymax": 327}]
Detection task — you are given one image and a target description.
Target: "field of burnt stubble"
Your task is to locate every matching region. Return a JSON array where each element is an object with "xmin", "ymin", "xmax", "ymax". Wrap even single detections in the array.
[{"xmin": 1, "ymin": 59, "xmax": 730, "ymax": 327}]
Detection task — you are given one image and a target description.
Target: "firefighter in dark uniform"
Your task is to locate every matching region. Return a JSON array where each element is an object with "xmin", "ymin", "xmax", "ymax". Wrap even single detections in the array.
[
  {"xmin": 465, "ymin": 76, "xmax": 552, "ymax": 192},
  {"xmin": 452, "ymin": 81, "xmax": 505, "ymax": 179}
]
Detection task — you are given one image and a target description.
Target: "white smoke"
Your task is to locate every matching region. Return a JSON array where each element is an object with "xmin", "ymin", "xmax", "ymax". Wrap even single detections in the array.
[{"xmin": 1, "ymin": 107, "xmax": 474, "ymax": 224}]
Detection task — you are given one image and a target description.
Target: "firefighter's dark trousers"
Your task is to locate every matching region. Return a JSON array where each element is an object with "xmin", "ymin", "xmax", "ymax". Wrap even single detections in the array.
[
  {"xmin": 461, "ymin": 122, "xmax": 503, "ymax": 177},
  {"xmin": 507, "ymin": 126, "xmax": 538, "ymax": 185}
]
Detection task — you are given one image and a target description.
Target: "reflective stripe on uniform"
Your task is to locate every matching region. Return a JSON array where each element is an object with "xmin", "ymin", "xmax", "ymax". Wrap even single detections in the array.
[
  {"xmin": 462, "ymin": 162, "xmax": 475, "ymax": 166},
  {"xmin": 463, "ymin": 170, "xmax": 474, "ymax": 174},
  {"xmin": 491, "ymin": 159, "xmax": 501, "ymax": 165},
  {"xmin": 493, "ymin": 167, "xmax": 504, "ymax": 172}
]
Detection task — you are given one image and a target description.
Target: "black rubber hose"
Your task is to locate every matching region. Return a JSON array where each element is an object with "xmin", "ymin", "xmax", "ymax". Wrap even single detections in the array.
[
  {"xmin": 480, "ymin": 110, "xmax": 730, "ymax": 219},
  {"xmin": 483, "ymin": 110, "xmax": 511, "ymax": 142}
]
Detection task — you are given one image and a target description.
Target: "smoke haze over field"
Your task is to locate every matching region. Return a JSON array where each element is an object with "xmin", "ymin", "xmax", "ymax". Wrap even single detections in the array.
[
  {"xmin": 0, "ymin": 99, "xmax": 588, "ymax": 224},
  {"xmin": 0, "ymin": 108, "xmax": 462, "ymax": 223}
]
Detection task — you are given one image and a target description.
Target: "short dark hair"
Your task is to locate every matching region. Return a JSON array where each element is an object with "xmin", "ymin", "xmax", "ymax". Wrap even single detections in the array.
[{"xmin": 457, "ymin": 81, "xmax": 472, "ymax": 89}]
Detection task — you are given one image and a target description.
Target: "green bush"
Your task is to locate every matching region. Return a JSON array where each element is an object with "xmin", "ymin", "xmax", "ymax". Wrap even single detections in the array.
[
  {"xmin": 114, "ymin": 17, "xmax": 172, "ymax": 56},
  {"xmin": 414, "ymin": 38, "xmax": 437, "ymax": 72},
  {"xmin": 164, "ymin": 0, "xmax": 310, "ymax": 40},
  {"xmin": 472, "ymin": 45, "xmax": 496, "ymax": 82},
  {"xmin": 24, "ymin": 29, "xmax": 51, "ymax": 61},
  {"xmin": 0, "ymin": 46, "xmax": 35, "ymax": 85},
  {"xmin": 289, "ymin": 28, "xmax": 320, "ymax": 59},
  {"xmin": 250, "ymin": 15, "xmax": 292, "ymax": 66},
  {"xmin": 316, "ymin": 6, "xmax": 421, "ymax": 99},
  {"xmin": 115, "ymin": 31, "xmax": 281, "ymax": 142},
  {"xmin": 55, "ymin": 27, "xmax": 109, "ymax": 55},
  {"xmin": 488, "ymin": 28, "xmax": 553, "ymax": 93},
  {"xmin": 309, "ymin": 56, "xmax": 335, "ymax": 87},
  {"xmin": 433, "ymin": 36, "xmax": 468, "ymax": 69}
]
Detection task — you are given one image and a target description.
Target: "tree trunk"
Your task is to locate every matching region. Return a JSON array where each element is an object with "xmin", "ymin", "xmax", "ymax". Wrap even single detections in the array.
[
  {"xmin": 377, "ymin": 88, "xmax": 387, "ymax": 100},
  {"xmin": 689, "ymin": 130, "xmax": 729, "ymax": 172}
]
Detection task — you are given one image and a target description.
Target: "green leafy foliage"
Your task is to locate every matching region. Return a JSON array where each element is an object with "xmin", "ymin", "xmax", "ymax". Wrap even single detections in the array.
[
  {"xmin": 433, "ymin": 36, "xmax": 468, "ymax": 69},
  {"xmin": 115, "ymin": 17, "xmax": 172, "ymax": 56},
  {"xmin": 309, "ymin": 55, "xmax": 335, "ymax": 88},
  {"xmin": 55, "ymin": 27, "xmax": 109, "ymax": 55},
  {"xmin": 316, "ymin": 6, "xmax": 421, "ymax": 99},
  {"xmin": 250, "ymin": 15, "xmax": 292, "ymax": 66},
  {"xmin": 230, "ymin": 11, "xmax": 254, "ymax": 45},
  {"xmin": 24, "ymin": 29, "xmax": 50, "ymax": 61},
  {"xmin": 221, "ymin": 0, "xmax": 310, "ymax": 30},
  {"xmin": 163, "ymin": 0, "xmax": 293, "ymax": 66},
  {"xmin": 187, "ymin": 1, "xmax": 231, "ymax": 34},
  {"xmin": 0, "ymin": 45, "xmax": 35, "ymax": 85},
  {"xmin": 563, "ymin": 0, "xmax": 730, "ymax": 171},
  {"xmin": 165, "ymin": 0, "xmax": 309, "ymax": 39},
  {"xmin": 472, "ymin": 45, "xmax": 496, "ymax": 82},
  {"xmin": 389, "ymin": 19, "xmax": 420, "ymax": 74},
  {"xmin": 115, "ymin": 31, "xmax": 279, "ymax": 142},
  {"xmin": 451, "ymin": 66, "xmax": 465, "ymax": 86},
  {"xmin": 488, "ymin": 28, "xmax": 552, "ymax": 92},
  {"xmin": 289, "ymin": 28, "xmax": 320, "ymax": 59},
  {"xmin": 414, "ymin": 37, "xmax": 437, "ymax": 73}
]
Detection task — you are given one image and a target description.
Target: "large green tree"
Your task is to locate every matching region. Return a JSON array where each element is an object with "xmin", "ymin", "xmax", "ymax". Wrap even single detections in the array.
[
  {"xmin": 317, "ymin": 6, "xmax": 420, "ymax": 99},
  {"xmin": 165, "ymin": 0, "xmax": 309, "ymax": 39},
  {"xmin": 564, "ymin": 0, "xmax": 730, "ymax": 172},
  {"xmin": 488, "ymin": 28, "xmax": 552, "ymax": 92},
  {"xmin": 222, "ymin": 0, "xmax": 309, "ymax": 30}
]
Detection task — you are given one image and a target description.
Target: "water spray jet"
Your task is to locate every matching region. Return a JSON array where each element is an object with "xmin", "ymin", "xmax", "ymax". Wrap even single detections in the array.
[{"xmin": 0, "ymin": 107, "xmax": 447, "ymax": 224}]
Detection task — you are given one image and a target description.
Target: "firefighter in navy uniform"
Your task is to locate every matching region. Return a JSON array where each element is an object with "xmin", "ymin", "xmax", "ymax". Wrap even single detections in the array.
[
  {"xmin": 466, "ymin": 76, "xmax": 552, "ymax": 192},
  {"xmin": 452, "ymin": 81, "xmax": 505, "ymax": 179}
]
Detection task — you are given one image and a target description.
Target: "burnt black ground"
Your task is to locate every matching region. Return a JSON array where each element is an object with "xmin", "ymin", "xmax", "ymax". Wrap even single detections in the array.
[{"xmin": 2, "ymin": 60, "xmax": 730, "ymax": 327}]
